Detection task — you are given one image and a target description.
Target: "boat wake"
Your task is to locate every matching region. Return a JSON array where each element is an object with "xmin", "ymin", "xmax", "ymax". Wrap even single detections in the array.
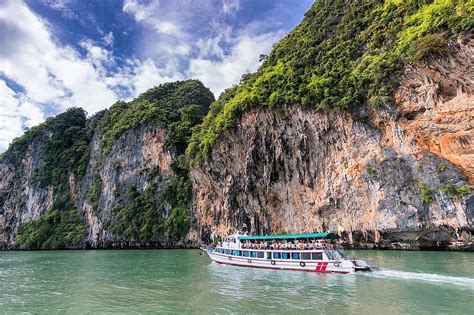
[{"xmin": 362, "ymin": 269, "xmax": 474, "ymax": 289}]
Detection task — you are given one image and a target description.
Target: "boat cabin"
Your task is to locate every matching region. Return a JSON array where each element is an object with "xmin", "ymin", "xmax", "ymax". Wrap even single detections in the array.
[{"xmin": 216, "ymin": 232, "xmax": 342, "ymax": 262}]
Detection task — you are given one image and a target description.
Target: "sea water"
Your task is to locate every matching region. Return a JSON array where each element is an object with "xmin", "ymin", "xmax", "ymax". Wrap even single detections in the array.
[{"xmin": 0, "ymin": 250, "xmax": 472, "ymax": 314}]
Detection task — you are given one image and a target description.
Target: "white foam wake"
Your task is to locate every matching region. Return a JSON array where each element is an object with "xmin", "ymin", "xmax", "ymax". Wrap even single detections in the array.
[{"xmin": 364, "ymin": 269, "xmax": 474, "ymax": 289}]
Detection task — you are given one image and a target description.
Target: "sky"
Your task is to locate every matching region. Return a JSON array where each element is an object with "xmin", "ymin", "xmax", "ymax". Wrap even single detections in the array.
[{"xmin": 0, "ymin": 0, "xmax": 314, "ymax": 152}]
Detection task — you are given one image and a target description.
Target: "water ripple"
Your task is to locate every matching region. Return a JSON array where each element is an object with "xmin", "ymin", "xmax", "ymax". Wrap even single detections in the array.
[
  {"xmin": 363, "ymin": 268, "xmax": 474, "ymax": 290},
  {"xmin": 0, "ymin": 250, "xmax": 473, "ymax": 313}
]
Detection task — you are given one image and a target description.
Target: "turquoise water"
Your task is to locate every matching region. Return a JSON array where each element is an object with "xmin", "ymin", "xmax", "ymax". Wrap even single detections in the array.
[{"xmin": 0, "ymin": 250, "xmax": 473, "ymax": 314}]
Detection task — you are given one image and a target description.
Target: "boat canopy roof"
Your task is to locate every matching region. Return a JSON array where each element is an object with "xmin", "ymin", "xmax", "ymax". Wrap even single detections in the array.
[{"xmin": 237, "ymin": 232, "xmax": 338, "ymax": 241}]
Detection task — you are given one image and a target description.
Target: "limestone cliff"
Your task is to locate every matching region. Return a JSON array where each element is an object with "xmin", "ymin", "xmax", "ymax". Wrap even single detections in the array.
[
  {"xmin": 0, "ymin": 80, "xmax": 214, "ymax": 249},
  {"xmin": 0, "ymin": 129, "xmax": 56, "ymax": 247},
  {"xmin": 76, "ymin": 125, "xmax": 176, "ymax": 248},
  {"xmin": 190, "ymin": 45, "xmax": 474, "ymax": 248},
  {"xmin": 392, "ymin": 39, "xmax": 473, "ymax": 181},
  {"xmin": 188, "ymin": 1, "xmax": 474, "ymax": 249}
]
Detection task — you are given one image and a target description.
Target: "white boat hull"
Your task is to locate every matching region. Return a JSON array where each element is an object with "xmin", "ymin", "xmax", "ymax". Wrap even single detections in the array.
[{"xmin": 206, "ymin": 250, "xmax": 355, "ymax": 274}]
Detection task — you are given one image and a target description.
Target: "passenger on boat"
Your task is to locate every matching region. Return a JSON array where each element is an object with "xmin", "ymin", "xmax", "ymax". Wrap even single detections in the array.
[{"xmin": 228, "ymin": 238, "xmax": 342, "ymax": 251}]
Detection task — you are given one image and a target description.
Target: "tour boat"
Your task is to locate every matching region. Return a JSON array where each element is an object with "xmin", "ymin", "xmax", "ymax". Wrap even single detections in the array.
[{"xmin": 202, "ymin": 232, "xmax": 374, "ymax": 274}]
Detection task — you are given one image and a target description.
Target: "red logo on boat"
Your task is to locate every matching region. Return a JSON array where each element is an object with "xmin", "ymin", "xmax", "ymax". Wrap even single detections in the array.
[{"xmin": 315, "ymin": 262, "xmax": 329, "ymax": 272}]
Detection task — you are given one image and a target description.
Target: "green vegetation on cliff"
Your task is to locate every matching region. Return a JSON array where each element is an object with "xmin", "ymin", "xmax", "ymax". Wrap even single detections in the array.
[
  {"xmin": 107, "ymin": 185, "xmax": 165, "ymax": 241},
  {"xmin": 418, "ymin": 181, "xmax": 434, "ymax": 204},
  {"xmin": 1, "ymin": 108, "xmax": 91, "ymax": 189},
  {"xmin": 106, "ymin": 172, "xmax": 192, "ymax": 242},
  {"xmin": 187, "ymin": 0, "xmax": 473, "ymax": 163},
  {"xmin": 97, "ymin": 80, "xmax": 214, "ymax": 157},
  {"xmin": 15, "ymin": 196, "xmax": 87, "ymax": 249},
  {"xmin": 440, "ymin": 184, "xmax": 474, "ymax": 198},
  {"xmin": 161, "ymin": 170, "xmax": 193, "ymax": 240}
]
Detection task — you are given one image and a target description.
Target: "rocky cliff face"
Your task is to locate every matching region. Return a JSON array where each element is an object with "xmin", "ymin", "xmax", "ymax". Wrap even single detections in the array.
[
  {"xmin": 76, "ymin": 125, "xmax": 176, "ymax": 248},
  {"xmin": 190, "ymin": 39, "xmax": 474, "ymax": 249},
  {"xmin": 0, "ymin": 124, "xmax": 176, "ymax": 249},
  {"xmin": 0, "ymin": 80, "xmax": 214, "ymax": 249},
  {"xmin": 392, "ymin": 38, "xmax": 474, "ymax": 181},
  {"xmin": 0, "ymin": 134, "xmax": 55, "ymax": 246}
]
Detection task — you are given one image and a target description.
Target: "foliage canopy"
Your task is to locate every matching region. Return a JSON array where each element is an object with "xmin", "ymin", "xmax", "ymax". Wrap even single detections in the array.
[{"xmin": 15, "ymin": 196, "xmax": 87, "ymax": 249}]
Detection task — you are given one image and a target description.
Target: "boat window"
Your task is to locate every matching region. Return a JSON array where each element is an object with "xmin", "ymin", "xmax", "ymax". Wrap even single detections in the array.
[
  {"xmin": 301, "ymin": 253, "xmax": 311, "ymax": 260},
  {"xmin": 251, "ymin": 251, "xmax": 257, "ymax": 258},
  {"xmin": 311, "ymin": 252, "xmax": 323, "ymax": 260},
  {"xmin": 243, "ymin": 251, "xmax": 249, "ymax": 257},
  {"xmin": 273, "ymin": 252, "xmax": 281, "ymax": 259},
  {"xmin": 224, "ymin": 249, "xmax": 231, "ymax": 255},
  {"xmin": 282, "ymin": 252, "xmax": 290, "ymax": 259},
  {"xmin": 236, "ymin": 250, "xmax": 241, "ymax": 256},
  {"xmin": 257, "ymin": 252, "xmax": 265, "ymax": 259},
  {"xmin": 292, "ymin": 253, "xmax": 300, "ymax": 260},
  {"xmin": 266, "ymin": 252, "xmax": 272, "ymax": 259}
]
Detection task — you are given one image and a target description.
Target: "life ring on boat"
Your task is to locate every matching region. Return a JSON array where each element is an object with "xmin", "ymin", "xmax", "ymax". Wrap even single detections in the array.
[
  {"xmin": 271, "ymin": 260, "xmax": 276, "ymax": 265},
  {"xmin": 247, "ymin": 259, "xmax": 252, "ymax": 263},
  {"xmin": 334, "ymin": 261, "xmax": 340, "ymax": 267},
  {"xmin": 300, "ymin": 262, "xmax": 306, "ymax": 267}
]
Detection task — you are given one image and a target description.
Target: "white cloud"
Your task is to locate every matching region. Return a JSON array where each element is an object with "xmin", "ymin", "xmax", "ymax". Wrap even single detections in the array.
[
  {"xmin": 105, "ymin": 58, "xmax": 184, "ymax": 98},
  {"xmin": 123, "ymin": 0, "xmax": 186, "ymax": 38},
  {"xmin": 80, "ymin": 39, "xmax": 112, "ymax": 74},
  {"xmin": 222, "ymin": 0, "xmax": 240, "ymax": 15},
  {"xmin": 103, "ymin": 32, "xmax": 114, "ymax": 46},
  {"xmin": 123, "ymin": 0, "xmax": 192, "ymax": 59},
  {"xmin": 39, "ymin": 0, "xmax": 79, "ymax": 20},
  {"xmin": 0, "ymin": 0, "xmax": 118, "ymax": 114},
  {"xmin": 131, "ymin": 59, "xmax": 183, "ymax": 95},
  {"xmin": 122, "ymin": 0, "xmax": 281, "ymax": 95},
  {"xmin": 0, "ymin": 80, "xmax": 44, "ymax": 150},
  {"xmin": 189, "ymin": 32, "xmax": 282, "ymax": 96}
]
